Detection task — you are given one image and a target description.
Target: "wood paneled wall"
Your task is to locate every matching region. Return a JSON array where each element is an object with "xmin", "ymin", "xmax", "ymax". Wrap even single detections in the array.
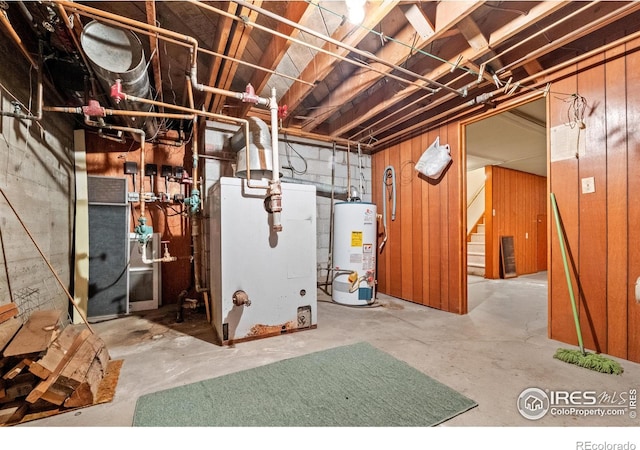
[
  {"xmin": 484, "ymin": 166, "xmax": 547, "ymax": 279},
  {"xmin": 548, "ymin": 37, "xmax": 640, "ymax": 362},
  {"xmin": 372, "ymin": 123, "xmax": 465, "ymax": 314},
  {"xmin": 371, "ymin": 37, "xmax": 640, "ymax": 363}
]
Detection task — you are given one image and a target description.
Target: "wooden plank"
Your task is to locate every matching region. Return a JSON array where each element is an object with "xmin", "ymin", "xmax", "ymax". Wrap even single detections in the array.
[
  {"xmin": 449, "ymin": 126, "xmax": 460, "ymax": 310},
  {"xmin": 0, "ymin": 303, "xmax": 18, "ymax": 324},
  {"xmin": 576, "ymin": 52, "xmax": 607, "ymax": 353},
  {"xmin": 2, "ymin": 310, "xmax": 63, "ymax": 357},
  {"xmin": 400, "ymin": 137, "xmax": 414, "ymax": 300},
  {"xmin": 484, "ymin": 166, "xmax": 495, "ymax": 278},
  {"xmin": 25, "ymin": 329, "xmax": 91, "ymax": 404},
  {"xmin": 0, "ymin": 402, "xmax": 27, "ymax": 425},
  {"xmin": 280, "ymin": 1, "xmax": 398, "ymax": 116},
  {"xmin": 2, "ymin": 359, "xmax": 32, "ymax": 380},
  {"xmin": 427, "ymin": 129, "xmax": 443, "ymax": 309},
  {"xmin": 57, "ymin": 334, "xmax": 106, "ymax": 391},
  {"xmin": 605, "ymin": 38, "xmax": 629, "ymax": 359},
  {"xmin": 411, "ymin": 124, "xmax": 425, "ymax": 304},
  {"xmin": 63, "ymin": 346, "xmax": 109, "ymax": 408},
  {"xmin": 626, "ymin": 40, "xmax": 640, "ymax": 363},
  {"xmin": 389, "ymin": 144, "xmax": 403, "ymax": 299},
  {"xmin": 421, "ymin": 132, "xmax": 431, "ymax": 306},
  {"xmin": 448, "ymin": 121, "xmax": 465, "ymax": 314},
  {"xmin": 3, "ymin": 373, "xmax": 37, "ymax": 401},
  {"xmin": 29, "ymin": 325, "xmax": 86, "ymax": 379},
  {"xmin": 0, "ymin": 318, "xmax": 22, "ymax": 354},
  {"xmin": 549, "ymin": 73, "xmax": 580, "ymax": 345}
]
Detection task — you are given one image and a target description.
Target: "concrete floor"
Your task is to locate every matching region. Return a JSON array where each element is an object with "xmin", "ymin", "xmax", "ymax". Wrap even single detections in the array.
[{"xmin": 14, "ymin": 272, "xmax": 640, "ymax": 433}]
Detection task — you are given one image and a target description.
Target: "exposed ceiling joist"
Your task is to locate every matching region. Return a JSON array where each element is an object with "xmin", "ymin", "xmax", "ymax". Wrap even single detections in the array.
[{"xmin": 2, "ymin": 1, "xmax": 639, "ymax": 152}]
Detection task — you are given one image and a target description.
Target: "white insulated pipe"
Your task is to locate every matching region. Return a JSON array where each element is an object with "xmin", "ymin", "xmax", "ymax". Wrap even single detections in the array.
[{"xmin": 269, "ymin": 87, "xmax": 282, "ymax": 232}]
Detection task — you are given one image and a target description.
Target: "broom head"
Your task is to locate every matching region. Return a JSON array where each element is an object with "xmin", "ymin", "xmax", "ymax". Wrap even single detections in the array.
[{"xmin": 554, "ymin": 348, "xmax": 624, "ymax": 375}]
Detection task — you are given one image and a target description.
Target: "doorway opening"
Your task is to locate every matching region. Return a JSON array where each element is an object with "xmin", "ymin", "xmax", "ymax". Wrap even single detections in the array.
[{"xmin": 463, "ymin": 97, "xmax": 548, "ymax": 312}]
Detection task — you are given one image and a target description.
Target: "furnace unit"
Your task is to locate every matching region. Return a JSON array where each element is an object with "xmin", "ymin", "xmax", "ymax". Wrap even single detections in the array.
[{"xmin": 208, "ymin": 177, "xmax": 317, "ymax": 345}]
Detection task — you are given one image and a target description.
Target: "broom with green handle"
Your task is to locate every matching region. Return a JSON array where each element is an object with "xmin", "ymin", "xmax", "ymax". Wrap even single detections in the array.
[{"xmin": 550, "ymin": 192, "xmax": 623, "ymax": 375}]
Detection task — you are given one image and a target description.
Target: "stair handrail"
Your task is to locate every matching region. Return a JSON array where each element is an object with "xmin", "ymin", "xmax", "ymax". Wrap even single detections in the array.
[{"xmin": 467, "ymin": 183, "xmax": 485, "ymax": 209}]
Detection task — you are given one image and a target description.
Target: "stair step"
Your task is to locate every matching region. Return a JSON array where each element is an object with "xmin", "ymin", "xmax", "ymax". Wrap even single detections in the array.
[
  {"xmin": 468, "ymin": 262, "xmax": 485, "ymax": 268},
  {"xmin": 476, "ymin": 224, "xmax": 485, "ymax": 233},
  {"xmin": 467, "ymin": 266, "xmax": 485, "ymax": 276},
  {"xmin": 468, "ymin": 254, "xmax": 485, "ymax": 265},
  {"xmin": 470, "ymin": 233, "xmax": 485, "ymax": 242},
  {"xmin": 468, "ymin": 242, "xmax": 485, "ymax": 252}
]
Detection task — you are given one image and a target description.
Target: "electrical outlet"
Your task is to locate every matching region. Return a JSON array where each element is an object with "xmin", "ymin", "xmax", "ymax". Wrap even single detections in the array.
[{"xmin": 581, "ymin": 177, "xmax": 595, "ymax": 194}]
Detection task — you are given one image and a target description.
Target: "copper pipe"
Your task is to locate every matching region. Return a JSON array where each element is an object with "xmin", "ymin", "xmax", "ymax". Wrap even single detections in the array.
[
  {"xmin": 55, "ymin": 4, "xmax": 96, "ymax": 82},
  {"xmin": 44, "ymin": 105, "xmax": 194, "ymax": 120},
  {"xmin": 496, "ymin": 1, "xmax": 640, "ymax": 75},
  {"xmin": 201, "ymin": 0, "xmax": 461, "ymax": 95},
  {"xmin": 55, "ymin": 0, "xmax": 199, "ymax": 66},
  {"xmin": 0, "ymin": 10, "xmax": 37, "ymax": 68},
  {"xmin": 190, "ymin": 0, "xmax": 444, "ymax": 96}
]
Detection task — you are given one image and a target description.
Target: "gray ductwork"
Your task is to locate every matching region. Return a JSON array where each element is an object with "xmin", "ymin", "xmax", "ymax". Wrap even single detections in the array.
[
  {"xmin": 230, "ymin": 117, "xmax": 275, "ymax": 180},
  {"xmin": 281, "ymin": 177, "xmax": 349, "ymax": 200},
  {"xmin": 80, "ymin": 20, "xmax": 158, "ymax": 141}
]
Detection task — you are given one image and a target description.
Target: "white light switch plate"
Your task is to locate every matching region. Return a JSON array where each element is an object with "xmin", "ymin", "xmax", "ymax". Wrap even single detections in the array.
[{"xmin": 581, "ymin": 177, "xmax": 595, "ymax": 194}]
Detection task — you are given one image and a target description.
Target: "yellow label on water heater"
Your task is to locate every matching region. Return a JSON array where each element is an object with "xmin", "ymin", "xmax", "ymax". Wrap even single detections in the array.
[{"xmin": 351, "ymin": 231, "xmax": 363, "ymax": 247}]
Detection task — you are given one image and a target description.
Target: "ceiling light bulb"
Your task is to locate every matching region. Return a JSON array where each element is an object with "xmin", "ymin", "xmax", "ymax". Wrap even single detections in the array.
[{"xmin": 346, "ymin": 0, "xmax": 365, "ymax": 25}]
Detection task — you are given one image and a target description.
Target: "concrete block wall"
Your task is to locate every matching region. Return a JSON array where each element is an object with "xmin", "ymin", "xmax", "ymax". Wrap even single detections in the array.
[
  {"xmin": 0, "ymin": 32, "xmax": 76, "ymax": 321},
  {"xmin": 201, "ymin": 121, "xmax": 372, "ymax": 283},
  {"xmin": 278, "ymin": 136, "xmax": 372, "ymax": 282}
]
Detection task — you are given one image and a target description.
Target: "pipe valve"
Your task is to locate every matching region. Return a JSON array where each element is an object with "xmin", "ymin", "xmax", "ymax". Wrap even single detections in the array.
[
  {"xmin": 184, "ymin": 188, "xmax": 201, "ymax": 215},
  {"xmin": 110, "ymin": 79, "xmax": 125, "ymax": 104},
  {"xmin": 82, "ymin": 99, "xmax": 106, "ymax": 118},
  {"xmin": 134, "ymin": 216, "xmax": 153, "ymax": 244}
]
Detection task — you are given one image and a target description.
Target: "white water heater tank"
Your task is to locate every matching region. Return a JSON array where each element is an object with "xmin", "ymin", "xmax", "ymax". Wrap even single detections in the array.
[{"xmin": 332, "ymin": 202, "xmax": 377, "ymax": 306}]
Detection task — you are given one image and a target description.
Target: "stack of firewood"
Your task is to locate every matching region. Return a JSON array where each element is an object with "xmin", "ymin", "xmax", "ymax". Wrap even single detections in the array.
[{"xmin": 0, "ymin": 303, "xmax": 110, "ymax": 425}]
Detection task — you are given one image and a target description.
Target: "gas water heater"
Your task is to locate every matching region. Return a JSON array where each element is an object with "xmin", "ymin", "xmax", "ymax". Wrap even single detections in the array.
[{"xmin": 332, "ymin": 202, "xmax": 377, "ymax": 306}]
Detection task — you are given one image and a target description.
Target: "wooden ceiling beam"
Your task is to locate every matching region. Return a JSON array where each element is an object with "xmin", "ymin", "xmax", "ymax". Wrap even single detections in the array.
[
  {"xmin": 301, "ymin": 0, "xmax": 484, "ymax": 133},
  {"xmin": 201, "ymin": 2, "xmax": 243, "ymax": 113},
  {"xmin": 208, "ymin": 1, "xmax": 262, "ymax": 115},
  {"xmin": 145, "ymin": 0, "xmax": 163, "ymax": 109},
  {"xmin": 300, "ymin": 21, "xmax": 431, "ymax": 132},
  {"xmin": 238, "ymin": 1, "xmax": 312, "ymax": 118},
  {"xmin": 279, "ymin": 1, "xmax": 399, "ymax": 119},
  {"xmin": 328, "ymin": 0, "xmax": 567, "ymax": 139}
]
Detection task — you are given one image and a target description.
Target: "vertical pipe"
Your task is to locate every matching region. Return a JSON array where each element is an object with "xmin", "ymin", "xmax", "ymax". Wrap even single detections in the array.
[
  {"xmin": 0, "ymin": 10, "xmax": 37, "ymax": 68},
  {"xmin": 269, "ymin": 87, "xmax": 282, "ymax": 232},
  {"xmin": 358, "ymin": 142, "xmax": 364, "ymax": 198},
  {"xmin": 346, "ymin": 142, "xmax": 351, "ymax": 201},
  {"xmin": 270, "ymin": 87, "xmax": 280, "ymax": 186}
]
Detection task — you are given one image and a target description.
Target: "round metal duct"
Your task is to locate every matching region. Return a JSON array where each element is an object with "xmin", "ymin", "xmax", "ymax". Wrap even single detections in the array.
[{"xmin": 80, "ymin": 20, "xmax": 158, "ymax": 141}]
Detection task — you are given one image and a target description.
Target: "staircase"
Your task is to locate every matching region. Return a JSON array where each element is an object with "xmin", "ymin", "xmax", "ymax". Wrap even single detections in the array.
[{"xmin": 467, "ymin": 217, "xmax": 485, "ymax": 277}]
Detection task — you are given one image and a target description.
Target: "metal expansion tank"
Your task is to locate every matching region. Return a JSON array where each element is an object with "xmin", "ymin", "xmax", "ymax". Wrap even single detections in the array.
[{"xmin": 332, "ymin": 201, "xmax": 377, "ymax": 306}]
